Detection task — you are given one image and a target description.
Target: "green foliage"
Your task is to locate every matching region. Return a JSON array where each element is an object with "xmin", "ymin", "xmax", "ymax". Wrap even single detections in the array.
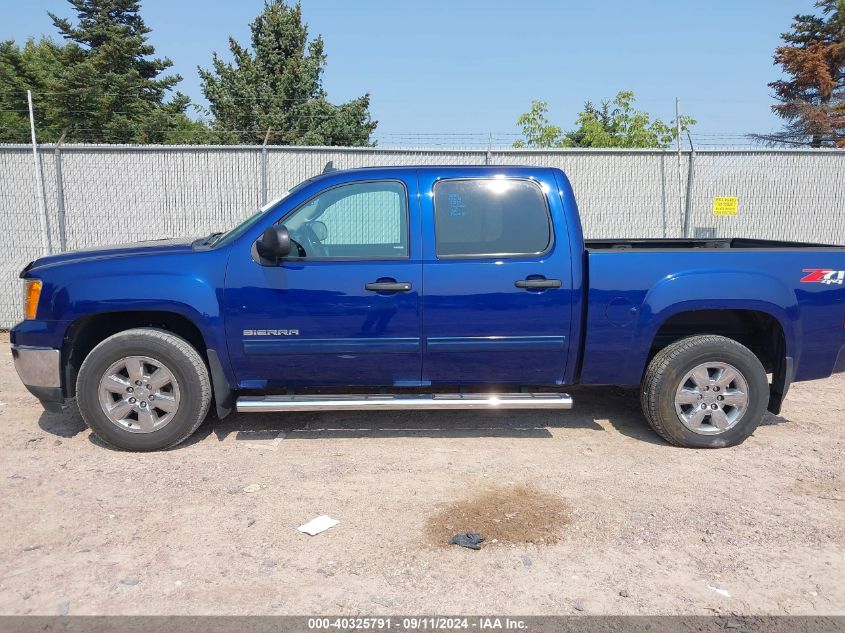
[
  {"xmin": 512, "ymin": 100, "xmax": 562, "ymax": 148},
  {"xmin": 0, "ymin": 0, "xmax": 203, "ymax": 144},
  {"xmin": 0, "ymin": 38, "xmax": 65, "ymax": 142},
  {"xmin": 199, "ymin": 1, "xmax": 376, "ymax": 146},
  {"xmin": 514, "ymin": 91, "xmax": 695, "ymax": 149},
  {"xmin": 47, "ymin": 0, "xmax": 199, "ymax": 143}
]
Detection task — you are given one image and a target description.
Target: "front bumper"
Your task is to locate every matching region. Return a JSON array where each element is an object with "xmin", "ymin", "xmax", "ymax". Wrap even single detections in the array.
[{"xmin": 11, "ymin": 345, "xmax": 65, "ymax": 411}]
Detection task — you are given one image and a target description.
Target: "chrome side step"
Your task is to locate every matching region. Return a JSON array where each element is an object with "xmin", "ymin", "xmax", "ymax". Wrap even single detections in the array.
[{"xmin": 236, "ymin": 392, "xmax": 573, "ymax": 413}]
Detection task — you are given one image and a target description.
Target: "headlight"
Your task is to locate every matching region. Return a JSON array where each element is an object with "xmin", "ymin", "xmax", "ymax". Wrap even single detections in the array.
[{"xmin": 24, "ymin": 279, "xmax": 42, "ymax": 320}]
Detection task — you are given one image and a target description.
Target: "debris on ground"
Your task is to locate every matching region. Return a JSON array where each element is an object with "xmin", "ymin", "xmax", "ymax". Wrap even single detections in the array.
[
  {"xmin": 707, "ymin": 584, "xmax": 731, "ymax": 598},
  {"xmin": 242, "ymin": 431, "xmax": 286, "ymax": 452},
  {"xmin": 449, "ymin": 532, "xmax": 484, "ymax": 550},
  {"xmin": 297, "ymin": 515, "xmax": 339, "ymax": 536},
  {"xmin": 242, "ymin": 484, "xmax": 261, "ymax": 493}
]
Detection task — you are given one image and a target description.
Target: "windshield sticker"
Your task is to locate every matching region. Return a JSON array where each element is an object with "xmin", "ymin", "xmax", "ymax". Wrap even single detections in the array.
[{"xmin": 448, "ymin": 193, "xmax": 466, "ymax": 217}]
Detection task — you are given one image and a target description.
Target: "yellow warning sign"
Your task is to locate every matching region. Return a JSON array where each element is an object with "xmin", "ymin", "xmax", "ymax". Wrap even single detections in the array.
[{"xmin": 713, "ymin": 197, "xmax": 738, "ymax": 216}]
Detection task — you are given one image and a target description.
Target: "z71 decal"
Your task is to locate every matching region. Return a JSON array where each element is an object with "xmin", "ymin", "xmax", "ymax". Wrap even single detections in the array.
[{"xmin": 800, "ymin": 269, "xmax": 845, "ymax": 285}]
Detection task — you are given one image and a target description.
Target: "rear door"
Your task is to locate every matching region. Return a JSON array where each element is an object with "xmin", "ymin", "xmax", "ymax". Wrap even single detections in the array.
[{"xmin": 419, "ymin": 169, "xmax": 573, "ymax": 385}]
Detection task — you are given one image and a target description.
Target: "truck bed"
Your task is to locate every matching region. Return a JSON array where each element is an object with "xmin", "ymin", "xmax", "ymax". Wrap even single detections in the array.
[{"xmin": 585, "ymin": 238, "xmax": 845, "ymax": 251}]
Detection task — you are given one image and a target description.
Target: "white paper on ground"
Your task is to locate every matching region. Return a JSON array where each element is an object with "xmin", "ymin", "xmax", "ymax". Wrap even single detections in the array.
[
  {"xmin": 297, "ymin": 515, "xmax": 339, "ymax": 536},
  {"xmin": 707, "ymin": 584, "xmax": 731, "ymax": 598}
]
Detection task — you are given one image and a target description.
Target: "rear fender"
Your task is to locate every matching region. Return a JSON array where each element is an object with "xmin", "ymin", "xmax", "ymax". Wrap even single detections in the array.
[{"xmin": 629, "ymin": 270, "xmax": 799, "ymax": 382}]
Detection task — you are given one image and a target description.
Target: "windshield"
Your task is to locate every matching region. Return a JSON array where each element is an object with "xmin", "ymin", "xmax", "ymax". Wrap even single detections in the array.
[
  {"xmin": 207, "ymin": 176, "xmax": 318, "ymax": 248},
  {"xmin": 208, "ymin": 193, "xmax": 289, "ymax": 248}
]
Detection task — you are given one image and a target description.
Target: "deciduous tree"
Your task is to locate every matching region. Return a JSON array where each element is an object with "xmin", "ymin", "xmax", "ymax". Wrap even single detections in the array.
[{"xmin": 514, "ymin": 91, "xmax": 694, "ymax": 148}]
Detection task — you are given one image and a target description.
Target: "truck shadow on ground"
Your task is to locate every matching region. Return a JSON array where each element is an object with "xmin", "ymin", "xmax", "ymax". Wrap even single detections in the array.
[{"xmin": 35, "ymin": 385, "xmax": 789, "ymax": 450}]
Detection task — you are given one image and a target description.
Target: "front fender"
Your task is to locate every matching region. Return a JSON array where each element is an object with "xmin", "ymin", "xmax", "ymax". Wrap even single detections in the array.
[
  {"xmin": 50, "ymin": 272, "xmax": 226, "ymax": 353},
  {"xmin": 627, "ymin": 269, "xmax": 800, "ymax": 381}
]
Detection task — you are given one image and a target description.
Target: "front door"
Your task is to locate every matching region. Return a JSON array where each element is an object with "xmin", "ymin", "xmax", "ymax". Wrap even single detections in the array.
[
  {"xmin": 418, "ymin": 169, "xmax": 573, "ymax": 386},
  {"xmin": 224, "ymin": 176, "xmax": 422, "ymax": 388}
]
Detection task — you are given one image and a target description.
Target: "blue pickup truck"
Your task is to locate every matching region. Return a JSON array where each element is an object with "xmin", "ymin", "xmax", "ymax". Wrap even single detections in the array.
[{"xmin": 11, "ymin": 166, "xmax": 845, "ymax": 451}]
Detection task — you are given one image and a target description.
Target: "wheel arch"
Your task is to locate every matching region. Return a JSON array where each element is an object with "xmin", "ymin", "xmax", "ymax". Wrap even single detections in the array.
[
  {"xmin": 641, "ymin": 307, "xmax": 792, "ymax": 414},
  {"xmin": 61, "ymin": 310, "xmax": 234, "ymax": 417}
]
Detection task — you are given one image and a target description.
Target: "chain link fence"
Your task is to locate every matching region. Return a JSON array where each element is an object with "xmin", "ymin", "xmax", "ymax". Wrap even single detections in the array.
[{"xmin": 0, "ymin": 144, "xmax": 842, "ymax": 328}]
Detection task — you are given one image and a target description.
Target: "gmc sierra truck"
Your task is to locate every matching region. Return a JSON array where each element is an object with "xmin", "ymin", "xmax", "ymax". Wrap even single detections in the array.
[{"xmin": 11, "ymin": 166, "xmax": 845, "ymax": 451}]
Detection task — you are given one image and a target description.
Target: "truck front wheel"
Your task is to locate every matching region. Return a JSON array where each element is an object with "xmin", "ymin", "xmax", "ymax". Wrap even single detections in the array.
[
  {"xmin": 76, "ymin": 328, "xmax": 211, "ymax": 451},
  {"xmin": 640, "ymin": 335, "xmax": 768, "ymax": 448}
]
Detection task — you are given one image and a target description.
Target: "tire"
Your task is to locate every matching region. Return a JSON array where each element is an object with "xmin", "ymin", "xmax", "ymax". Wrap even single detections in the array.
[
  {"xmin": 76, "ymin": 328, "xmax": 211, "ymax": 451},
  {"xmin": 640, "ymin": 335, "xmax": 768, "ymax": 448}
]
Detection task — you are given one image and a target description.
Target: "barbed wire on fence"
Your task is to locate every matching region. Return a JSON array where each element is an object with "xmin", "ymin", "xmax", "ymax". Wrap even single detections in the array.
[{"xmin": 5, "ymin": 89, "xmax": 843, "ymax": 149}]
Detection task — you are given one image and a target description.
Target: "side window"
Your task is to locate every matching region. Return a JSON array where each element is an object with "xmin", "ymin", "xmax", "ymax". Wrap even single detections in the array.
[
  {"xmin": 433, "ymin": 178, "xmax": 552, "ymax": 258},
  {"xmin": 283, "ymin": 181, "xmax": 408, "ymax": 259}
]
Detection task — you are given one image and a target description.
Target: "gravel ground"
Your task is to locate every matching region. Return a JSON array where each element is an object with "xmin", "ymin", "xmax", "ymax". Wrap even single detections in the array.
[{"xmin": 0, "ymin": 332, "xmax": 842, "ymax": 616}]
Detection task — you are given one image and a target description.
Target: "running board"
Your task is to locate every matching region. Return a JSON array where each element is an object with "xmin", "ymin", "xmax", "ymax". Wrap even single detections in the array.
[{"xmin": 236, "ymin": 392, "xmax": 573, "ymax": 413}]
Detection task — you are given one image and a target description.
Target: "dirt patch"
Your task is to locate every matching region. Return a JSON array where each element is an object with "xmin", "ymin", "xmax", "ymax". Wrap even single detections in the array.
[{"xmin": 425, "ymin": 484, "xmax": 570, "ymax": 547}]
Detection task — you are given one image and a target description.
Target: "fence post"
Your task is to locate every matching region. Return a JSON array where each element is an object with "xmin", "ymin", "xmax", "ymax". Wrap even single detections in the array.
[
  {"xmin": 660, "ymin": 150, "xmax": 668, "ymax": 238},
  {"xmin": 675, "ymin": 97, "xmax": 684, "ymax": 237},
  {"xmin": 53, "ymin": 133, "xmax": 67, "ymax": 251},
  {"xmin": 261, "ymin": 128, "xmax": 271, "ymax": 205},
  {"xmin": 682, "ymin": 134, "xmax": 696, "ymax": 239},
  {"xmin": 27, "ymin": 90, "xmax": 53, "ymax": 255}
]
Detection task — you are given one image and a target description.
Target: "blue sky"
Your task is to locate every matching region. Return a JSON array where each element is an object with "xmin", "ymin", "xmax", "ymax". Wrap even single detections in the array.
[{"xmin": 2, "ymin": 0, "xmax": 815, "ymax": 146}]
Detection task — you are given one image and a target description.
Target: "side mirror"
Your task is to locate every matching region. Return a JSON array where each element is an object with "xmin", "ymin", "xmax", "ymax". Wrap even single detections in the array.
[{"xmin": 256, "ymin": 225, "xmax": 291, "ymax": 261}]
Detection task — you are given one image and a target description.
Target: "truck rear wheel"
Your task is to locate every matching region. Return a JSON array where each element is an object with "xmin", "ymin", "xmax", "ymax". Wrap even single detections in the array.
[
  {"xmin": 76, "ymin": 328, "xmax": 211, "ymax": 451},
  {"xmin": 640, "ymin": 335, "xmax": 768, "ymax": 448}
]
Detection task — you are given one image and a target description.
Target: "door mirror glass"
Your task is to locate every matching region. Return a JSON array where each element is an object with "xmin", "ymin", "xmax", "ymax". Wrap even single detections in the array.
[{"xmin": 256, "ymin": 225, "xmax": 291, "ymax": 261}]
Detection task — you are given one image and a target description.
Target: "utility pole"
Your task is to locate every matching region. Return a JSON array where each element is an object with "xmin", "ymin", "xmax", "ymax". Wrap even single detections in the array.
[
  {"xmin": 675, "ymin": 97, "xmax": 683, "ymax": 234},
  {"xmin": 27, "ymin": 90, "xmax": 52, "ymax": 255}
]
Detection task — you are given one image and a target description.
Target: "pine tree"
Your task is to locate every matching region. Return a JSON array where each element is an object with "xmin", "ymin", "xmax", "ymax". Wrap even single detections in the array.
[
  {"xmin": 0, "ymin": 38, "xmax": 66, "ymax": 142},
  {"xmin": 766, "ymin": 0, "xmax": 845, "ymax": 147},
  {"xmin": 42, "ymin": 0, "xmax": 200, "ymax": 143},
  {"xmin": 199, "ymin": 1, "xmax": 376, "ymax": 145}
]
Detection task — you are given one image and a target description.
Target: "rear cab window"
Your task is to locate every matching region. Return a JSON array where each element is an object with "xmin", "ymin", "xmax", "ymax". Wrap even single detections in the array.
[{"xmin": 433, "ymin": 178, "xmax": 552, "ymax": 258}]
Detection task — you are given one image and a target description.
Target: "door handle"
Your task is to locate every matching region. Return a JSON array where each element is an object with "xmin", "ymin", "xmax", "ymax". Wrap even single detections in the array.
[
  {"xmin": 515, "ymin": 278, "xmax": 562, "ymax": 289},
  {"xmin": 365, "ymin": 281, "xmax": 413, "ymax": 292}
]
